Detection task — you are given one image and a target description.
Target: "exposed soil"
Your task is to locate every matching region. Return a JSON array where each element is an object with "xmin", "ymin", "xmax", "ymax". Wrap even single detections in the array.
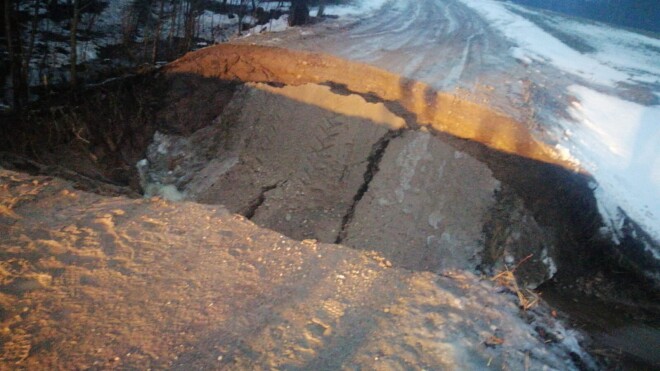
[
  {"xmin": 1, "ymin": 43, "xmax": 658, "ymax": 369},
  {"xmin": 0, "ymin": 169, "xmax": 594, "ymax": 370}
]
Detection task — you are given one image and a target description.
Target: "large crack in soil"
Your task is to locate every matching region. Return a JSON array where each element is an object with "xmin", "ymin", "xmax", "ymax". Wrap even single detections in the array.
[
  {"xmin": 244, "ymin": 183, "xmax": 280, "ymax": 220},
  {"xmin": 335, "ymin": 129, "xmax": 403, "ymax": 244},
  {"xmin": 2, "ymin": 44, "xmax": 659, "ymax": 368}
]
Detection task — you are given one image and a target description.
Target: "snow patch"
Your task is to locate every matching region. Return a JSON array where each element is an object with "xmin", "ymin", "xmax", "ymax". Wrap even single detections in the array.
[
  {"xmin": 144, "ymin": 184, "xmax": 185, "ymax": 202},
  {"xmin": 320, "ymin": 0, "xmax": 393, "ymax": 17},
  {"xmin": 458, "ymin": 0, "xmax": 634, "ymax": 86},
  {"xmin": 510, "ymin": 46, "xmax": 534, "ymax": 64},
  {"xmin": 541, "ymin": 248, "xmax": 558, "ymax": 277},
  {"xmin": 560, "ymin": 86, "xmax": 660, "ymax": 249},
  {"xmin": 247, "ymin": 15, "xmax": 290, "ymax": 35},
  {"xmin": 137, "ymin": 158, "xmax": 185, "ymax": 202}
]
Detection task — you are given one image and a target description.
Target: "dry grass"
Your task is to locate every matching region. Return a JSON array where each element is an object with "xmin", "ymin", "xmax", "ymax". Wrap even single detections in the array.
[{"xmin": 491, "ymin": 254, "xmax": 540, "ymax": 311}]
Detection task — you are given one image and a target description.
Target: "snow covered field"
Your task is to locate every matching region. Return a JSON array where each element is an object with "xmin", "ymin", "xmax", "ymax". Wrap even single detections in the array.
[{"xmin": 458, "ymin": 0, "xmax": 660, "ymax": 259}]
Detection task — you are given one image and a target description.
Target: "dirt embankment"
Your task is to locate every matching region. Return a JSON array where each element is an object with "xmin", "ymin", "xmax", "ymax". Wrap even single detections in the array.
[
  {"xmin": 0, "ymin": 169, "xmax": 593, "ymax": 370},
  {"xmin": 163, "ymin": 44, "xmax": 578, "ymax": 171},
  {"xmin": 1, "ymin": 43, "xmax": 658, "ymax": 369},
  {"xmin": 153, "ymin": 44, "xmax": 656, "ymax": 289},
  {"xmin": 3, "ymin": 43, "xmax": 655, "ymax": 292}
]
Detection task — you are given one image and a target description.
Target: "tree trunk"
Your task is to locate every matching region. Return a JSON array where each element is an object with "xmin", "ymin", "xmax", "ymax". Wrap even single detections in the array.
[
  {"xmin": 167, "ymin": 0, "xmax": 177, "ymax": 56},
  {"xmin": 4, "ymin": 0, "xmax": 27, "ymax": 110},
  {"xmin": 24, "ymin": 0, "xmax": 42, "ymax": 97},
  {"xmin": 152, "ymin": 0, "xmax": 166, "ymax": 64},
  {"xmin": 70, "ymin": 0, "xmax": 80, "ymax": 89},
  {"xmin": 289, "ymin": 0, "xmax": 309, "ymax": 26},
  {"xmin": 317, "ymin": 1, "xmax": 325, "ymax": 17},
  {"xmin": 183, "ymin": 1, "xmax": 194, "ymax": 50},
  {"xmin": 237, "ymin": 0, "xmax": 247, "ymax": 36}
]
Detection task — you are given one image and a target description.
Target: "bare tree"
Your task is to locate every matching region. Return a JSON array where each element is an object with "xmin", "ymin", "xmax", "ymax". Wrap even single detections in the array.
[
  {"xmin": 152, "ymin": 0, "xmax": 166, "ymax": 64},
  {"xmin": 70, "ymin": 0, "xmax": 81, "ymax": 89},
  {"xmin": 317, "ymin": 0, "xmax": 326, "ymax": 17},
  {"xmin": 4, "ymin": 0, "xmax": 28, "ymax": 109},
  {"xmin": 289, "ymin": 0, "xmax": 309, "ymax": 26},
  {"xmin": 236, "ymin": 0, "xmax": 249, "ymax": 36}
]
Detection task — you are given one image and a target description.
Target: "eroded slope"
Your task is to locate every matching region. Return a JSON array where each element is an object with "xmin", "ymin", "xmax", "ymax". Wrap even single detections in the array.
[{"xmin": 0, "ymin": 169, "xmax": 591, "ymax": 369}]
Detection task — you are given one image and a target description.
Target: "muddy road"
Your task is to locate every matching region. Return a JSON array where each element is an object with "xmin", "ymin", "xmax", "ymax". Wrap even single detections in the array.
[{"xmin": 246, "ymin": 0, "xmax": 559, "ymax": 124}]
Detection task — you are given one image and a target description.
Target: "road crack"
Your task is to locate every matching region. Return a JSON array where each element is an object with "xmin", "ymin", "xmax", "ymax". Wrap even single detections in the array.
[
  {"xmin": 335, "ymin": 129, "xmax": 404, "ymax": 244},
  {"xmin": 243, "ymin": 183, "xmax": 279, "ymax": 220}
]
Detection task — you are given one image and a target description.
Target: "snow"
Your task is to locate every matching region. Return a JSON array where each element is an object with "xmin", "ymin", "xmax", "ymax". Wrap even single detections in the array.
[
  {"xmin": 442, "ymin": 33, "xmax": 480, "ymax": 88},
  {"xmin": 459, "ymin": 0, "xmax": 635, "ymax": 87},
  {"xmin": 562, "ymin": 86, "xmax": 660, "ymax": 248},
  {"xmin": 247, "ymin": 15, "xmax": 290, "ymax": 35},
  {"xmin": 513, "ymin": 6, "xmax": 660, "ymax": 85},
  {"xmin": 458, "ymin": 0, "xmax": 660, "ymax": 255},
  {"xmin": 318, "ymin": 0, "xmax": 392, "ymax": 17}
]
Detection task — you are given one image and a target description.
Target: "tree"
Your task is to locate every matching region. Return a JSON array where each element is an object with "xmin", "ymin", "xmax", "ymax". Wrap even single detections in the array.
[
  {"xmin": 152, "ymin": 0, "xmax": 167, "ymax": 64},
  {"xmin": 236, "ymin": 0, "xmax": 249, "ymax": 36},
  {"xmin": 317, "ymin": 0, "xmax": 325, "ymax": 17},
  {"xmin": 3, "ymin": 0, "xmax": 28, "ymax": 110},
  {"xmin": 289, "ymin": 0, "xmax": 309, "ymax": 26},
  {"xmin": 68, "ymin": 0, "xmax": 108, "ymax": 89},
  {"xmin": 70, "ymin": 0, "xmax": 81, "ymax": 89}
]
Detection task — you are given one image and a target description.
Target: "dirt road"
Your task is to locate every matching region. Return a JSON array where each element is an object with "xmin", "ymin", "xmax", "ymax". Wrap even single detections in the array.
[{"xmin": 246, "ymin": 0, "xmax": 553, "ymax": 123}]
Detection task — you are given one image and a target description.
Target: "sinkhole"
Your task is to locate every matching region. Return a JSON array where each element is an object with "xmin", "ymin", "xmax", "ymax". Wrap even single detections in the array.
[{"xmin": 2, "ymin": 44, "xmax": 658, "ymax": 367}]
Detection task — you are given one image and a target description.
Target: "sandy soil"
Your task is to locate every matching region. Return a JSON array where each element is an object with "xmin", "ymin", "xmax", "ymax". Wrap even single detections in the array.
[{"xmin": 0, "ymin": 169, "xmax": 591, "ymax": 369}]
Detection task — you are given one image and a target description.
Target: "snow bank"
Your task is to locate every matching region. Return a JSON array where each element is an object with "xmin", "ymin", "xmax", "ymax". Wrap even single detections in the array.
[
  {"xmin": 198, "ymin": 10, "xmax": 239, "ymax": 42},
  {"xmin": 518, "ymin": 7, "xmax": 660, "ymax": 85},
  {"xmin": 561, "ymin": 86, "xmax": 660, "ymax": 249},
  {"xmin": 459, "ymin": 0, "xmax": 660, "ymax": 255},
  {"xmin": 247, "ymin": 15, "xmax": 290, "ymax": 35}
]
